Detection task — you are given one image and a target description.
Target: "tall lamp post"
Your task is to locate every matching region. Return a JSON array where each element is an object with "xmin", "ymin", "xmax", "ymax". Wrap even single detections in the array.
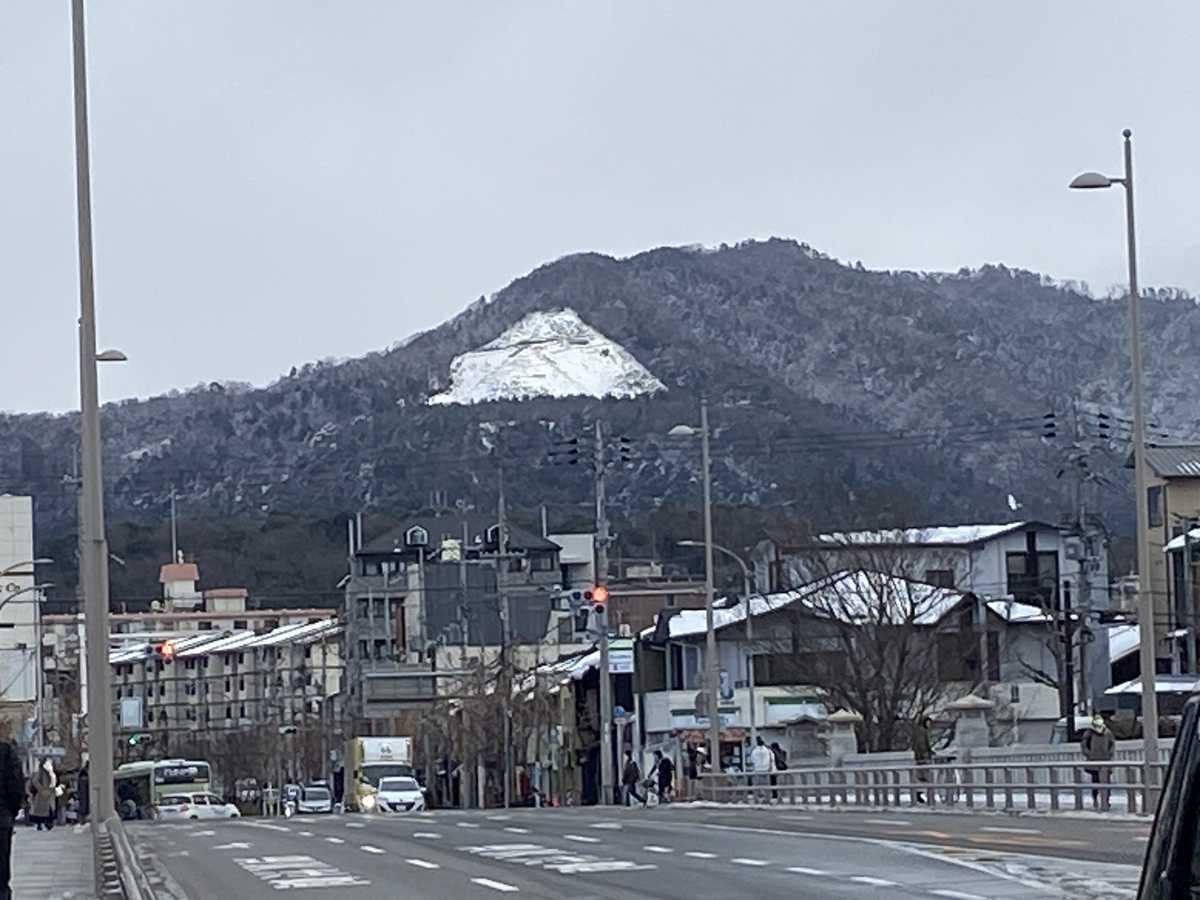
[
  {"xmin": 1070, "ymin": 128, "xmax": 1159, "ymax": 805},
  {"xmin": 678, "ymin": 540, "xmax": 758, "ymax": 747},
  {"xmin": 71, "ymin": 0, "xmax": 128, "ymax": 827},
  {"xmin": 669, "ymin": 399, "xmax": 721, "ymax": 772}
]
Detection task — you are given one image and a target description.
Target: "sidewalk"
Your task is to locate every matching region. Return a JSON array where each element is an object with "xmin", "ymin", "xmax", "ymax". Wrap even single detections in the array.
[{"xmin": 12, "ymin": 823, "xmax": 95, "ymax": 899}]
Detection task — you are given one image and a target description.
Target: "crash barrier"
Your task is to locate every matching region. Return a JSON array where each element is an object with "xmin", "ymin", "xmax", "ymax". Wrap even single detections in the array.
[
  {"xmin": 697, "ymin": 758, "xmax": 1170, "ymax": 816},
  {"xmin": 96, "ymin": 815, "xmax": 154, "ymax": 900}
]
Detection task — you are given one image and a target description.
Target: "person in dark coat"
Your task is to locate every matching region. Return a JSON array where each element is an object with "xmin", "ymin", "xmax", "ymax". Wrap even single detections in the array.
[
  {"xmin": 1081, "ymin": 714, "xmax": 1116, "ymax": 810},
  {"xmin": 0, "ymin": 739, "xmax": 23, "ymax": 900},
  {"xmin": 912, "ymin": 716, "xmax": 934, "ymax": 803},
  {"xmin": 620, "ymin": 751, "xmax": 644, "ymax": 806}
]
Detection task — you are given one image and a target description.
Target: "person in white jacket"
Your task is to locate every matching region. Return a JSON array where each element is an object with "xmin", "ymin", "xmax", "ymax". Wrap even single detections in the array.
[{"xmin": 748, "ymin": 737, "xmax": 775, "ymax": 803}]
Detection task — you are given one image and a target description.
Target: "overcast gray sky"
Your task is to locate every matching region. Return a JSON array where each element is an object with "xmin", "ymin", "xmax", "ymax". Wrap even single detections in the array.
[{"xmin": 3, "ymin": 2, "xmax": 1196, "ymax": 412}]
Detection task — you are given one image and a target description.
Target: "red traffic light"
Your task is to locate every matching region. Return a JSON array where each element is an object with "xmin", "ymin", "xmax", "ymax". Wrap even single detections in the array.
[
  {"xmin": 157, "ymin": 641, "xmax": 177, "ymax": 662},
  {"xmin": 592, "ymin": 585, "xmax": 610, "ymax": 607}
]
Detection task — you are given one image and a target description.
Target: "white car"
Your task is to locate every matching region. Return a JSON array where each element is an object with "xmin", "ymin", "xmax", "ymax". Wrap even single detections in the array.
[
  {"xmin": 375, "ymin": 777, "xmax": 426, "ymax": 813},
  {"xmin": 296, "ymin": 785, "xmax": 333, "ymax": 814},
  {"xmin": 155, "ymin": 792, "xmax": 241, "ymax": 821}
]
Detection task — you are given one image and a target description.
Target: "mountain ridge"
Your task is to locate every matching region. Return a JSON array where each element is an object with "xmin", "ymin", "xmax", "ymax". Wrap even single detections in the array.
[{"xmin": 4, "ymin": 237, "xmax": 1197, "ymax": 602}]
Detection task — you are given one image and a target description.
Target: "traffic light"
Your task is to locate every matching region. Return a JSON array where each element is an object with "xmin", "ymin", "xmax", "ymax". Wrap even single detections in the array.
[
  {"xmin": 617, "ymin": 436, "xmax": 634, "ymax": 464},
  {"xmin": 1041, "ymin": 412, "xmax": 1057, "ymax": 440},
  {"xmin": 128, "ymin": 732, "xmax": 150, "ymax": 747},
  {"xmin": 155, "ymin": 641, "xmax": 177, "ymax": 663},
  {"xmin": 591, "ymin": 584, "xmax": 609, "ymax": 615},
  {"xmin": 548, "ymin": 437, "xmax": 580, "ymax": 465}
]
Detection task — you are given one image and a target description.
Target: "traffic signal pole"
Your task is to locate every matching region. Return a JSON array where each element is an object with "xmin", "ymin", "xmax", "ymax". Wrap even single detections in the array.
[{"xmin": 594, "ymin": 421, "xmax": 615, "ymax": 806}]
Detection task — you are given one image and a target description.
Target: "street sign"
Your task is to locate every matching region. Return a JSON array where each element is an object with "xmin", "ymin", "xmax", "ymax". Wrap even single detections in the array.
[
  {"xmin": 608, "ymin": 648, "xmax": 633, "ymax": 674},
  {"xmin": 32, "ymin": 746, "xmax": 65, "ymax": 760}
]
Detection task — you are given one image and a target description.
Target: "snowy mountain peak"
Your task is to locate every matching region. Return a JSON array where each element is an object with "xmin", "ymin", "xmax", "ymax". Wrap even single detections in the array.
[{"xmin": 428, "ymin": 308, "xmax": 665, "ymax": 406}]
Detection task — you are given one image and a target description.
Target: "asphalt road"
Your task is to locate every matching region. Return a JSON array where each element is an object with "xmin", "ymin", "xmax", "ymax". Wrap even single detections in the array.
[{"xmin": 130, "ymin": 804, "xmax": 1146, "ymax": 900}]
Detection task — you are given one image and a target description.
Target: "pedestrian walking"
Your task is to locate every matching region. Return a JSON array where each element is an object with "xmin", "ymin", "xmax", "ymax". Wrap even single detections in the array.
[
  {"xmin": 650, "ymin": 751, "xmax": 675, "ymax": 804},
  {"xmin": 748, "ymin": 737, "xmax": 774, "ymax": 803},
  {"xmin": 621, "ymin": 751, "xmax": 644, "ymax": 806},
  {"xmin": 1081, "ymin": 714, "xmax": 1115, "ymax": 810},
  {"xmin": 27, "ymin": 760, "xmax": 57, "ymax": 832},
  {"xmin": 0, "ymin": 736, "xmax": 23, "ymax": 900},
  {"xmin": 769, "ymin": 741, "xmax": 787, "ymax": 800},
  {"xmin": 912, "ymin": 716, "xmax": 933, "ymax": 804}
]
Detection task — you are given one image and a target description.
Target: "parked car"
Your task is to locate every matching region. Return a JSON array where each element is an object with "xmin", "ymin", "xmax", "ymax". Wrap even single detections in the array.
[
  {"xmin": 296, "ymin": 784, "xmax": 333, "ymax": 814},
  {"xmin": 155, "ymin": 792, "xmax": 241, "ymax": 821},
  {"xmin": 375, "ymin": 776, "xmax": 426, "ymax": 813}
]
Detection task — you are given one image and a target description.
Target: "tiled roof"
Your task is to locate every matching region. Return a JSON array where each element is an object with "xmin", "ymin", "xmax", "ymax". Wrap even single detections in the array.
[
  {"xmin": 159, "ymin": 563, "xmax": 199, "ymax": 583},
  {"xmin": 816, "ymin": 522, "xmax": 1048, "ymax": 547},
  {"xmin": 1142, "ymin": 445, "xmax": 1200, "ymax": 479},
  {"xmin": 361, "ymin": 514, "xmax": 560, "ymax": 554}
]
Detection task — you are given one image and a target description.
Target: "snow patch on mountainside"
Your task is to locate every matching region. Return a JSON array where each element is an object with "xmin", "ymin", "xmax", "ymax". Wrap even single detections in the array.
[{"xmin": 428, "ymin": 309, "xmax": 665, "ymax": 405}]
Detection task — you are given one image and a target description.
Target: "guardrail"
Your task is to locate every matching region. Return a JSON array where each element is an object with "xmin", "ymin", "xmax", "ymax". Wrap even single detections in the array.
[
  {"xmin": 95, "ymin": 815, "xmax": 154, "ymax": 900},
  {"xmin": 697, "ymin": 759, "xmax": 1168, "ymax": 816}
]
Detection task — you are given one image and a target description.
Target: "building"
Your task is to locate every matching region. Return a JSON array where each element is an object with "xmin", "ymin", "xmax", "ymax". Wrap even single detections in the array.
[
  {"xmin": 1137, "ymin": 445, "xmax": 1200, "ymax": 668},
  {"xmin": 0, "ymin": 496, "xmax": 41, "ymax": 709},
  {"xmin": 344, "ymin": 515, "xmax": 578, "ymax": 724},
  {"xmin": 752, "ymin": 520, "xmax": 1112, "ymax": 708},
  {"xmin": 40, "ymin": 558, "xmax": 342, "ymax": 774},
  {"xmin": 634, "ymin": 571, "xmax": 1076, "ymax": 762}
]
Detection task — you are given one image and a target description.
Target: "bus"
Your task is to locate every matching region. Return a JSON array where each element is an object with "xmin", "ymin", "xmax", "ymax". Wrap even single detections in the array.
[{"xmin": 114, "ymin": 759, "xmax": 212, "ymax": 820}]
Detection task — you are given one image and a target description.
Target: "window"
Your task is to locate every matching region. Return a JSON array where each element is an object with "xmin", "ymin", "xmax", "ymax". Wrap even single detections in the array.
[
  {"xmin": 373, "ymin": 639, "xmax": 387, "ymax": 660},
  {"xmin": 406, "ymin": 525, "xmax": 429, "ymax": 547},
  {"xmin": 238, "ymin": 677, "xmax": 245, "ymax": 691},
  {"xmin": 532, "ymin": 554, "xmax": 556, "ymax": 572},
  {"xmin": 185, "ymin": 659, "xmax": 195, "ymax": 671},
  {"xmin": 234, "ymin": 620, "xmax": 247, "ymax": 631},
  {"xmin": 224, "ymin": 705, "xmax": 232, "ymax": 720},
  {"xmin": 1005, "ymin": 551, "xmax": 1060, "ymax": 604},
  {"xmin": 198, "ymin": 621, "xmax": 213, "ymax": 631},
  {"xmin": 357, "ymin": 598, "xmax": 370, "ymax": 620},
  {"xmin": 224, "ymin": 678, "xmax": 231, "ymax": 693},
  {"xmin": 1148, "ymin": 485, "xmax": 1165, "ymax": 528},
  {"xmin": 937, "ymin": 631, "xmax": 1001, "ymax": 682},
  {"xmin": 238, "ymin": 653, "xmax": 246, "ymax": 665},
  {"xmin": 158, "ymin": 684, "xmax": 165, "ymax": 697},
  {"xmin": 668, "ymin": 645, "xmax": 701, "ymax": 690},
  {"xmin": 924, "ymin": 569, "xmax": 955, "ymax": 588},
  {"xmin": 239, "ymin": 704, "xmax": 246, "ymax": 718}
]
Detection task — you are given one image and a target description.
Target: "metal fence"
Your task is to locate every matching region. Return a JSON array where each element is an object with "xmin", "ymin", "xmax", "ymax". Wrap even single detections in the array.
[{"xmin": 696, "ymin": 759, "xmax": 1167, "ymax": 816}]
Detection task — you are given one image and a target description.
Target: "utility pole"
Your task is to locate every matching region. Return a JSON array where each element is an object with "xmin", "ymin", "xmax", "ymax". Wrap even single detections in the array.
[
  {"xmin": 594, "ymin": 420, "xmax": 614, "ymax": 806},
  {"xmin": 71, "ymin": 0, "xmax": 115, "ymax": 827},
  {"xmin": 497, "ymin": 455, "xmax": 513, "ymax": 808},
  {"xmin": 459, "ymin": 520, "xmax": 473, "ymax": 808},
  {"xmin": 1060, "ymin": 581, "xmax": 1077, "ymax": 735},
  {"xmin": 701, "ymin": 398, "xmax": 721, "ymax": 773},
  {"xmin": 1185, "ymin": 527, "xmax": 1197, "ymax": 675},
  {"xmin": 170, "ymin": 488, "xmax": 178, "ymax": 562}
]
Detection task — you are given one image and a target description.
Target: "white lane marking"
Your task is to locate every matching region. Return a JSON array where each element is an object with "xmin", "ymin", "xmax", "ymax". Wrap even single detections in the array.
[
  {"xmin": 407, "ymin": 858, "xmax": 440, "ymax": 869},
  {"xmin": 865, "ymin": 818, "xmax": 910, "ymax": 826},
  {"xmin": 487, "ymin": 815, "xmax": 511, "ymax": 821},
  {"xmin": 298, "ymin": 831, "xmax": 314, "ymax": 837},
  {"xmin": 345, "ymin": 822, "xmax": 366, "ymax": 829},
  {"xmin": 932, "ymin": 891, "xmax": 988, "ymax": 900},
  {"xmin": 781, "ymin": 815, "xmax": 813, "ymax": 822},
  {"xmin": 787, "ymin": 866, "xmax": 829, "ymax": 876},
  {"xmin": 246, "ymin": 823, "xmax": 290, "ymax": 833},
  {"xmin": 471, "ymin": 877, "xmax": 520, "ymax": 892},
  {"xmin": 979, "ymin": 826, "xmax": 1041, "ymax": 835},
  {"xmin": 731, "ymin": 858, "xmax": 769, "ymax": 867},
  {"xmin": 564, "ymin": 834, "xmax": 601, "ymax": 843},
  {"xmin": 233, "ymin": 855, "xmax": 370, "ymax": 889},
  {"xmin": 589, "ymin": 822, "xmax": 622, "ymax": 830},
  {"xmin": 413, "ymin": 832, "xmax": 442, "ymax": 839},
  {"xmin": 325, "ymin": 837, "xmax": 345, "ymax": 844},
  {"xmin": 851, "ymin": 876, "xmax": 898, "ymax": 887},
  {"xmin": 213, "ymin": 841, "xmax": 253, "ymax": 850},
  {"xmin": 684, "ymin": 851, "xmax": 716, "ymax": 859},
  {"xmin": 294, "ymin": 817, "xmax": 314, "ymax": 823},
  {"xmin": 458, "ymin": 822, "xmax": 481, "ymax": 829},
  {"xmin": 361, "ymin": 845, "xmax": 386, "ymax": 855},
  {"xmin": 504, "ymin": 827, "xmax": 530, "ymax": 834},
  {"xmin": 190, "ymin": 830, "xmax": 216, "ymax": 837},
  {"xmin": 643, "ymin": 845, "xmax": 673, "ymax": 854}
]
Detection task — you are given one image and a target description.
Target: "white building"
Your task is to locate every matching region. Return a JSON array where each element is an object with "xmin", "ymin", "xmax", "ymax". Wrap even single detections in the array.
[{"xmin": 0, "ymin": 496, "xmax": 42, "ymax": 705}]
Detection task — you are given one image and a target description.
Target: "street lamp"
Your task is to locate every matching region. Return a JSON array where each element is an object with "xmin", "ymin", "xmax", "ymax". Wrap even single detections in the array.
[
  {"xmin": 0, "ymin": 559, "xmax": 54, "ymax": 579},
  {"xmin": 70, "ymin": 0, "xmax": 126, "ymax": 828},
  {"xmin": 1070, "ymin": 128, "xmax": 1159, "ymax": 804},
  {"xmin": 678, "ymin": 540, "xmax": 759, "ymax": 747},
  {"xmin": 0, "ymin": 583, "xmax": 55, "ymax": 615},
  {"xmin": 669, "ymin": 400, "xmax": 721, "ymax": 773}
]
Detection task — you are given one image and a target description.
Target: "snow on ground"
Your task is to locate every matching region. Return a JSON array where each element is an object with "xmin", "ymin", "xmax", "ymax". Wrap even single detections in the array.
[{"xmin": 428, "ymin": 308, "xmax": 665, "ymax": 405}]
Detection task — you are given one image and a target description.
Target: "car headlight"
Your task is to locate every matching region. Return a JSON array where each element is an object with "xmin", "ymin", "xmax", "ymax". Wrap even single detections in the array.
[{"xmin": 360, "ymin": 794, "xmax": 376, "ymax": 811}]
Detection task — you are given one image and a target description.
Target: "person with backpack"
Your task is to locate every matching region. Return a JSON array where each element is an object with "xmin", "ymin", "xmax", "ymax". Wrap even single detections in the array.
[
  {"xmin": 649, "ymin": 751, "xmax": 675, "ymax": 804},
  {"xmin": 769, "ymin": 742, "xmax": 787, "ymax": 800}
]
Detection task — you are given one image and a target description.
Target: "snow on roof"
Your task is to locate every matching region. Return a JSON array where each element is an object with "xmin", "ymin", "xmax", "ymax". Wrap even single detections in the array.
[
  {"xmin": 818, "ymin": 522, "xmax": 1032, "ymax": 546},
  {"xmin": 986, "ymin": 598, "xmax": 1054, "ymax": 624},
  {"xmin": 110, "ymin": 618, "xmax": 340, "ymax": 663},
  {"xmin": 1108, "ymin": 624, "xmax": 1140, "ymax": 662},
  {"xmin": 643, "ymin": 571, "xmax": 970, "ymax": 640},
  {"xmin": 1105, "ymin": 675, "xmax": 1200, "ymax": 696},
  {"xmin": 1165, "ymin": 528, "xmax": 1200, "ymax": 552}
]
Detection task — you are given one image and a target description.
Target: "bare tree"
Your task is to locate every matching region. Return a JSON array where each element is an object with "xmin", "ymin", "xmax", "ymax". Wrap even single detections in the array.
[{"xmin": 766, "ymin": 543, "xmax": 977, "ymax": 752}]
